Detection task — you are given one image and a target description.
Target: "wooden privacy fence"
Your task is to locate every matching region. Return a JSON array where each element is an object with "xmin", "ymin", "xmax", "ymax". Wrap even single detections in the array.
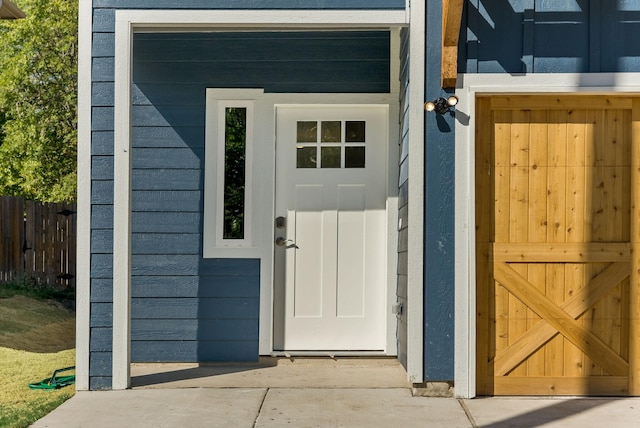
[{"xmin": 0, "ymin": 196, "xmax": 76, "ymax": 290}]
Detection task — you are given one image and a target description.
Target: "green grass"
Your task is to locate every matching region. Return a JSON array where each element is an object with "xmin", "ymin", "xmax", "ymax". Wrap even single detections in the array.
[
  {"xmin": 0, "ymin": 278, "xmax": 74, "ymax": 302},
  {"xmin": 0, "ymin": 348, "xmax": 75, "ymax": 428},
  {"xmin": 0, "ymin": 286, "xmax": 75, "ymax": 428}
]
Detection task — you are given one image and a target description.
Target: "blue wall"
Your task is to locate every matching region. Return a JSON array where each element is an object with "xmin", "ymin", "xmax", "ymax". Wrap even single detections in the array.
[
  {"xmin": 89, "ymin": 25, "xmax": 391, "ymax": 389},
  {"xmin": 423, "ymin": 1, "xmax": 455, "ymax": 381},
  {"xmin": 461, "ymin": 0, "xmax": 640, "ymax": 74}
]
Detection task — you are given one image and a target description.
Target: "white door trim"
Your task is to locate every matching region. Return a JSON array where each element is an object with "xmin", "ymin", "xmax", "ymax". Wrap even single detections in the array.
[
  {"xmin": 406, "ymin": 0, "xmax": 425, "ymax": 384},
  {"xmin": 76, "ymin": 0, "xmax": 92, "ymax": 391},
  {"xmin": 113, "ymin": 11, "xmax": 404, "ymax": 387},
  {"xmin": 454, "ymin": 72, "xmax": 640, "ymax": 399}
]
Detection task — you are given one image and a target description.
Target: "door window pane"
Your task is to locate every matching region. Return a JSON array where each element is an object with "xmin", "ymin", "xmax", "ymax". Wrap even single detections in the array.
[
  {"xmin": 321, "ymin": 147, "xmax": 341, "ymax": 168},
  {"xmin": 321, "ymin": 121, "xmax": 341, "ymax": 142},
  {"xmin": 297, "ymin": 147, "xmax": 317, "ymax": 168},
  {"xmin": 345, "ymin": 121, "xmax": 366, "ymax": 142},
  {"xmin": 297, "ymin": 121, "xmax": 317, "ymax": 142},
  {"xmin": 345, "ymin": 147, "xmax": 366, "ymax": 168}
]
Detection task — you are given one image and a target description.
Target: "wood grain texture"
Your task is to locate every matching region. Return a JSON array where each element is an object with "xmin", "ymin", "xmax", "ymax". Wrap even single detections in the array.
[
  {"xmin": 477, "ymin": 95, "xmax": 633, "ymax": 396},
  {"xmin": 495, "ymin": 262, "xmax": 628, "ymax": 376}
]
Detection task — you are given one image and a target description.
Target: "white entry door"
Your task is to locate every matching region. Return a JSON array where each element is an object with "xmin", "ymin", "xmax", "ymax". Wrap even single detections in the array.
[{"xmin": 274, "ymin": 105, "xmax": 388, "ymax": 351}]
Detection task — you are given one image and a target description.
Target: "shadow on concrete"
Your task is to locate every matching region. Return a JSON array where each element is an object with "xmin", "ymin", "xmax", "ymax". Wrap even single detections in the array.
[
  {"xmin": 471, "ymin": 398, "xmax": 611, "ymax": 428},
  {"xmin": 131, "ymin": 360, "xmax": 278, "ymax": 388}
]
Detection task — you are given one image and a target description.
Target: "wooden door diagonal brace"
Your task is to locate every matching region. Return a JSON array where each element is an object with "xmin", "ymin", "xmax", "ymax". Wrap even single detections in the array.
[
  {"xmin": 494, "ymin": 262, "xmax": 629, "ymax": 376},
  {"xmin": 493, "ymin": 262, "xmax": 630, "ymax": 375}
]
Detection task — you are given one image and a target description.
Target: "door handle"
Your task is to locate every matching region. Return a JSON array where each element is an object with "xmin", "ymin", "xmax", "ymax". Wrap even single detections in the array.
[{"xmin": 275, "ymin": 237, "xmax": 298, "ymax": 249}]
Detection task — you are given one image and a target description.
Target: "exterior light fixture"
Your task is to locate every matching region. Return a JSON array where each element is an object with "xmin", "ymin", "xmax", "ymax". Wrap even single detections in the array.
[{"xmin": 424, "ymin": 95, "xmax": 459, "ymax": 114}]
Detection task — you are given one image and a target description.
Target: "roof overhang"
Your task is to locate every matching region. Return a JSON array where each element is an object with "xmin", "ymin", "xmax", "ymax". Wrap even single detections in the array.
[
  {"xmin": 0, "ymin": 0, "xmax": 25, "ymax": 19},
  {"xmin": 442, "ymin": 0, "xmax": 463, "ymax": 88}
]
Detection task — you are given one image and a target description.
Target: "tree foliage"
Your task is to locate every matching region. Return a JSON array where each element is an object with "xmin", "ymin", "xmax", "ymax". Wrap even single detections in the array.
[{"xmin": 0, "ymin": 0, "xmax": 77, "ymax": 202}]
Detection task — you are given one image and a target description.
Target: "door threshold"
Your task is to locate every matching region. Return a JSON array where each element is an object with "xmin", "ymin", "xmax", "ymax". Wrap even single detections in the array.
[{"xmin": 270, "ymin": 351, "xmax": 389, "ymax": 358}]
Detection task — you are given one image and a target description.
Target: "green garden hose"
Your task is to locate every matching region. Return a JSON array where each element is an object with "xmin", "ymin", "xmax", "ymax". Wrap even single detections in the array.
[{"xmin": 29, "ymin": 366, "xmax": 75, "ymax": 390}]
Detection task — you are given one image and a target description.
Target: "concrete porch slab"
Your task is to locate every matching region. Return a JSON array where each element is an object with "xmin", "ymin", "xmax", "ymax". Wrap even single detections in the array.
[
  {"xmin": 130, "ymin": 357, "xmax": 409, "ymax": 389},
  {"xmin": 256, "ymin": 388, "xmax": 471, "ymax": 428},
  {"xmin": 31, "ymin": 388, "xmax": 266, "ymax": 428}
]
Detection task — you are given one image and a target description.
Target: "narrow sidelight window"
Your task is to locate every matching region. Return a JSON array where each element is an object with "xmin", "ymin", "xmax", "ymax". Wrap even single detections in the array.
[
  {"xmin": 204, "ymin": 97, "xmax": 254, "ymax": 252},
  {"xmin": 223, "ymin": 107, "xmax": 247, "ymax": 239}
]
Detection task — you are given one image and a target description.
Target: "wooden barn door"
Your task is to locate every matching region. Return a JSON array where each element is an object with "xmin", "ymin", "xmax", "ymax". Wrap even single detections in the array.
[{"xmin": 476, "ymin": 95, "xmax": 640, "ymax": 396}]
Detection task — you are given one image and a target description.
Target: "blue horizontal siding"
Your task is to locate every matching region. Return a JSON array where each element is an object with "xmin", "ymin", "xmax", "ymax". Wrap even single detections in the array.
[
  {"xmin": 91, "ymin": 180, "xmax": 113, "ymax": 205},
  {"xmin": 132, "ymin": 169, "xmax": 202, "ymax": 190},
  {"xmin": 89, "ymin": 376, "xmax": 112, "ymax": 390},
  {"xmin": 130, "ymin": 254, "xmax": 199, "ymax": 276},
  {"xmin": 134, "ymin": 60, "xmax": 389, "ymax": 90},
  {"xmin": 131, "ymin": 340, "xmax": 258, "ymax": 363},
  {"xmin": 92, "ymin": 58, "xmax": 114, "ymax": 82},
  {"xmin": 130, "ymin": 257, "xmax": 260, "ymax": 362},
  {"xmin": 461, "ymin": 0, "xmax": 640, "ymax": 74},
  {"xmin": 90, "ymin": 303, "xmax": 113, "ymax": 327},
  {"xmin": 90, "ymin": 254, "xmax": 113, "ymax": 279},
  {"xmin": 92, "ymin": 9, "xmax": 115, "ymax": 32},
  {"xmin": 92, "ymin": 83, "xmax": 114, "ymax": 107},
  {"xmin": 131, "ymin": 212, "xmax": 201, "ymax": 233},
  {"xmin": 131, "ymin": 275, "xmax": 259, "ymax": 298},
  {"xmin": 132, "ymin": 319, "xmax": 259, "ymax": 341},
  {"xmin": 132, "ymin": 126, "xmax": 204, "ymax": 149},
  {"xmin": 91, "ymin": 230, "xmax": 112, "ymax": 254},
  {"xmin": 133, "ymin": 31, "xmax": 390, "ymax": 93},
  {"xmin": 91, "ymin": 157, "xmax": 112, "ymax": 180},
  {"xmin": 90, "ymin": 327, "xmax": 113, "ymax": 352},
  {"xmin": 133, "ymin": 84, "xmax": 204, "ymax": 106},
  {"xmin": 131, "ymin": 190, "xmax": 201, "ymax": 212},
  {"xmin": 132, "ymin": 298, "xmax": 260, "ymax": 319},
  {"xmin": 132, "ymin": 105, "xmax": 204, "ymax": 127},
  {"xmin": 89, "ymin": 351, "xmax": 112, "ymax": 376},
  {"xmin": 93, "ymin": 0, "xmax": 404, "ymax": 9},
  {"xmin": 91, "ymin": 132, "xmax": 113, "ymax": 155},
  {"xmin": 92, "ymin": 32, "xmax": 114, "ymax": 57},
  {"xmin": 134, "ymin": 32, "xmax": 390, "ymax": 62},
  {"xmin": 90, "ymin": 279, "xmax": 113, "ymax": 302},
  {"xmin": 91, "ymin": 205, "xmax": 113, "ymax": 229},
  {"xmin": 131, "ymin": 233, "xmax": 201, "ymax": 255},
  {"xmin": 130, "ymin": 255, "xmax": 260, "ymax": 277},
  {"xmin": 132, "ymin": 148, "xmax": 204, "ymax": 169},
  {"xmin": 91, "ymin": 107, "xmax": 114, "ymax": 131}
]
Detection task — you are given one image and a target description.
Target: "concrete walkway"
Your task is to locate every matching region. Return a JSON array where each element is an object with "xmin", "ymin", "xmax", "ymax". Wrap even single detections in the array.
[{"xmin": 31, "ymin": 360, "xmax": 640, "ymax": 428}]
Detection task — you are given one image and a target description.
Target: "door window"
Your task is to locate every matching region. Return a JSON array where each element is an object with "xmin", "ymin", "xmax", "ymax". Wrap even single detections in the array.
[{"xmin": 295, "ymin": 120, "xmax": 366, "ymax": 169}]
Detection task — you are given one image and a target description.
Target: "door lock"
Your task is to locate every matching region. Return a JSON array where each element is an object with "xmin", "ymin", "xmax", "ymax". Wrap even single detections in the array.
[{"xmin": 275, "ymin": 216, "xmax": 286, "ymax": 229}]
